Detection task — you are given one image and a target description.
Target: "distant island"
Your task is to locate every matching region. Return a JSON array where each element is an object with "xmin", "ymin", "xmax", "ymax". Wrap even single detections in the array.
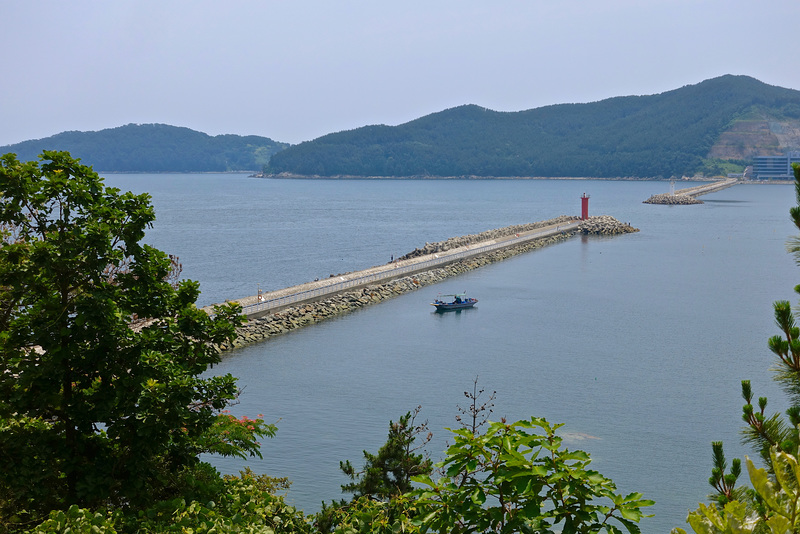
[
  {"xmin": 0, "ymin": 124, "xmax": 288, "ymax": 173},
  {"xmin": 2, "ymin": 75, "xmax": 799, "ymax": 177}
]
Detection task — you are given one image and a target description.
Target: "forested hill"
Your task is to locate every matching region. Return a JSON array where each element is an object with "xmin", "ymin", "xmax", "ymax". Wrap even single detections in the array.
[
  {"xmin": 267, "ymin": 75, "xmax": 800, "ymax": 179},
  {"xmin": 0, "ymin": 124, "xmax": 288, "ymax": 172}
]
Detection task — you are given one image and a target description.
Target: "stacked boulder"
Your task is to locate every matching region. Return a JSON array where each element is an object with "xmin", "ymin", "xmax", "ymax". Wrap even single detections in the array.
[
  {"xmin": 643, "ymin": 193, "xmax": 703, "ymax": 205},
  {"xmin": 578, "ymin": 216, "xmax": 639, "ymax": 235},
  {"xmin": 397, "ymin": 215, "xmax": 580, "ymax": 260}
]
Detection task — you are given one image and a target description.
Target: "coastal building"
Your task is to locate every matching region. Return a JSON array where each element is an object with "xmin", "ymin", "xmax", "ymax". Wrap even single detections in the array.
[{"xmin": 752, "ymin": 152, "xmax": 800, "ymax": 180}]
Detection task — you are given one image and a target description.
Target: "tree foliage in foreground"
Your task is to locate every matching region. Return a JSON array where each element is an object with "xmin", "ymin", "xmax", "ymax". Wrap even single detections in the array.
[
  {"xmin": 339, "ymin": 406, "xmax": 433, "ymax": 500},
  {"xmin": 413, "ymin": 417, "xmax": 653, "ymax": 534},
  {"xmin": 26, "ymin": 470, "xmax": 311, "ymax": 534},
  {"xmin": 316, "ymin": 407, "xmax": 433, "ymax": 533},
  {"xmin": 323, "ymin": 393, "xmax": 652, "ymax": 534},
  {"xmin": 0, "ymin": 151, "xmax": 272, "ymax": 530},
  {"xmin": 672, "ymin": 164, "xmax": 800, "ymax": 534},
  {"xmin": 323, "ymin": 417, "xmax": 653, "ymax": 534}
]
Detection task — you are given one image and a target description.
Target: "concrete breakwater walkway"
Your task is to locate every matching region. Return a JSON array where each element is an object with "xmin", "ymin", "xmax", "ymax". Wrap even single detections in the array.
[
  {"xmin": 215, "ymin": 215, "xmax": 637, "ymax": 351},
  {"xmin": 643, "ymin": 178, "xmax": 739, "ymax": 205},
  {"xmin": 228, "ymin": 216, "xmax": 580, "ymax": 319}
]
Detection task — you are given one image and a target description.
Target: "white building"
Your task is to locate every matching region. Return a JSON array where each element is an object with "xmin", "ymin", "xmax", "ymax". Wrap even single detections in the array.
[{"xmin": 752, "ymin": 152, "xmax": 800, "ymax": 180}]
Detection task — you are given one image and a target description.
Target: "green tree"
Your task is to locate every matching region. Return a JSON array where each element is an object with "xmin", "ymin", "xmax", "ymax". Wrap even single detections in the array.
[
  {"xmin": 324, "ymin": 383, "xmax": 651, "ymax": 534},
  {"xmin": 412, "ymin": 417, "xmax": 654, "ymax": 534},
  {"xmin": 316, "ymin": 407, "xmax": 432, "ymax": 533},
  {"xmin": 340, "ymin": 406, "xmax": 433, "ymax": 500},
  {"xmin": 27, "ymin": 471, "xmax": 311, "ymax": 534},
  {"xmin": 323, "ymin": 493, "xmax": 421, "ymax": 534},
  {"xmin": 323, "ymin": 417, "xmax": 654, "ymax": 534},
  {"xmin": 0, "ymin": 151, "xmax": 268, "ymax": 528}
]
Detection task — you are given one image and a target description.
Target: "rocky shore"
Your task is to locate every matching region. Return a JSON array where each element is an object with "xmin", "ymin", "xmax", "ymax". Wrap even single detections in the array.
[
  {"xmin": 219, "ymin": 216, "xmax": 637, "ymax": 351},
  {"xmin": 578, "ymin": 215, "xmax": 639, "ymax": 235},
  {"xmin": 642, "ymin": 193, "xmax": 703, "ymax": 205}
]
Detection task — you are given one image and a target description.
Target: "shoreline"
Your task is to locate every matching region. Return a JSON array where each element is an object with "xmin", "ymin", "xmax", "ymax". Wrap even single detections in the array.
[
  {"xmin": 257, "ymin": 173, "xmax": 714, "ymax": 181},
  {"xmin": 256, "ymin": 173, "xmax": 792, "ymax": 184},
  {"xmin": 99, "ymin": 171, "xmax": 792, "ymax": 185}
]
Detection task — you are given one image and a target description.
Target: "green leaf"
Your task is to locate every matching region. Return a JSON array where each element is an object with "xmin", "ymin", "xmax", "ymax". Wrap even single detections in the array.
[
  {"xmin": 616, "ymin": 516, "xmax": 642, "ymax": 534},
  {"xmin": 686, "ymin": 504, "xmax": 724, "ymax": 534},
  {"xmin": 530, "ymin": 465, "xmax": 548, "ymax": 476},
  {"xmin": 747, "ymin": 456, "xmax": 786, "ymax": 517},
  {"xmin": 765, "ymin": 514, "xmax": 791, "ymax": 534},
  {"xmin": 619, "ymin": 506, "xmax": 643, "ymax": 522}
]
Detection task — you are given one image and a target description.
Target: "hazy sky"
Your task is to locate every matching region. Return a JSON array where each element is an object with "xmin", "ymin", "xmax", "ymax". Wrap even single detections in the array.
[{"xmin": 3, "ymin": 1, "xmax": 799, "ymax": 147}]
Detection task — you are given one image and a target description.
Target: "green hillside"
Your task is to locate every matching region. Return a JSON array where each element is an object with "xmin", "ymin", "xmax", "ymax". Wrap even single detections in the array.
[
  {"xmin": 267, "ymin": 75, "xmax": 800, "ymax": 178},
  {"xmin": 0, "ymin": 123, "xmax": 288, "ymax": 172},
  {"xmin": 3, "ymin": 76, "xmax": 799, "ymax": 177}
]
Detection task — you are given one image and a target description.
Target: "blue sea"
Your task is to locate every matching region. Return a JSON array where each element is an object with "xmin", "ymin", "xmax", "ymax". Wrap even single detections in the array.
[{"xmin": 106, "ymin": 174, "xmax": 796, "ymax": 532}]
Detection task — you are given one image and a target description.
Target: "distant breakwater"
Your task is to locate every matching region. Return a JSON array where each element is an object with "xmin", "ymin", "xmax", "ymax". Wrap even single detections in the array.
[
  {"xmin": 643, "ymin": 178, "xmax": 738, "ymax": 205},
  {"xmin": 642, "ymin": 193, "xmax": 703, "ymax": 205},
  {"xmin": 219, "ymin": 216, "xmax": 637, "ymax": 351}
]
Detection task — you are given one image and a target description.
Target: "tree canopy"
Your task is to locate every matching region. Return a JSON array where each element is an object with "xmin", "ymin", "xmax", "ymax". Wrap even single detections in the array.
[
  {"xmin": 339, "ymin": 407, "xmax": 433, "ymax": 501},
  {"xmin": 0, "ymin": 151, "xmax": 270, "ymax": 529}
]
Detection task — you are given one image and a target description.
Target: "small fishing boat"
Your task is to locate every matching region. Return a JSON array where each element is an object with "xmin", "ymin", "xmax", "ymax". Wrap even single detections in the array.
[{"xmin": 431, "ymin": 293, "xmax": 478, "ymax": 311}]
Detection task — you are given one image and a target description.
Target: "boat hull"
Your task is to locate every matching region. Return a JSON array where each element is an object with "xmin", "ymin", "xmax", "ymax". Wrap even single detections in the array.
[{"xmin": 431, "ymin": 299, "xmax": 478, "ymax": 311}]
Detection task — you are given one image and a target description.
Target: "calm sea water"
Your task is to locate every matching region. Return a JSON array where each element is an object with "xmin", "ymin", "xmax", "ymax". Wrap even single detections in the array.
[{"xmin": 107, "ymin": 174, "xmax": 796, "ymax": 532}]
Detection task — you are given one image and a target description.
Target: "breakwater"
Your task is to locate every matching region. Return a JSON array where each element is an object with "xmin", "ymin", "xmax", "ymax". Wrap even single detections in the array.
[
  {"xmin": 398, "ymin": 217, "xmax": 583, "ymax": 259},
  {"xmin": 643, "ymin": 178, "xmax": 738, "ymax": 204},
  {"xmin": 218, "ymin": 215, "xmax": 636, "ymax": 351},
  {"xmin": 642, "ymin": 193, "xmax": 703, "ymax": 205},
  {"xmin": 231, "ymin": 216, "xmax": 582, "ymax": 318}
]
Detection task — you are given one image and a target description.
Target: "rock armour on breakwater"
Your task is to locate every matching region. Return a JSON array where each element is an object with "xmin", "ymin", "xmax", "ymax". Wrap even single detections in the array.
[
  {"xmin": 398, "ymin": 215, "xmax": 580, "ymax": 260},
  {"xmin": 643, "ymin": 178, "xmax": 738, "ymax": 205},
  {"xmin": 220, "ymin": 216, "xmax": 637, "ymax": 351},
  {"xmin": 578, "ymin": 215, "xmax": 639, "ymax": 235},
  {"xmin": 643, "ymin": 193, "xmax": 703, "ymax": 205}
]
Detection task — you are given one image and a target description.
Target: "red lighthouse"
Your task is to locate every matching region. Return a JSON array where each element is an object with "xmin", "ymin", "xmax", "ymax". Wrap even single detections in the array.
[{"xmin": 580, "ymin": 193, "xmax": 590, "ymax": 220}]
